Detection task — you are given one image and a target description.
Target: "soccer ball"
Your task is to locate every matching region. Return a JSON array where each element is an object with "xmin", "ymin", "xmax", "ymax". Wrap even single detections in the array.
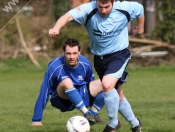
[{"xmin": 66, "ymin": 115, "xmax": 90, "ymax": 132}]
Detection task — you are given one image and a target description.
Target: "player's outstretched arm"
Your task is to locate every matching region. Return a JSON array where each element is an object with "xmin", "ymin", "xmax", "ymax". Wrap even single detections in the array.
[
  {"xmin": 49, "ymin": 13, "xmax": 73, "ymax": 37},
  {"xmin": 31, "ymin": 121, "xmax": 43, "ymax": 126}
]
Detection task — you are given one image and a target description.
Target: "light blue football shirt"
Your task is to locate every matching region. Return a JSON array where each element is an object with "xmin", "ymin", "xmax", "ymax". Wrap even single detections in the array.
[{"xmin": 68, "ymin": 1, "xmax": 144, "ymax": 56}]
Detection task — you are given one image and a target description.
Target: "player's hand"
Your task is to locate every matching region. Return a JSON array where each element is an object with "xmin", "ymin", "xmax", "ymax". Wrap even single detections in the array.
[
  {"xmin": 131, "ymin": 26, "xmax": 143, "ymax": 37},
  {"xmin": 131, "ymin": 26, "xmax": 138, "ymax": 36},
  {"xmin": 49, "ymin": 28, "xmax": 59, "ymax": 37},
  {"xmin": 31, "ymin": 121, "xmax": 43, "ymax": 126}
]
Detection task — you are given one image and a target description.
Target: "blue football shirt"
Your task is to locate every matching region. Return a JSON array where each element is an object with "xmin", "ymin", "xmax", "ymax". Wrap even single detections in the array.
[{"xmin": 32, "ymin": 55, "xmax": 94, "ymax": 121}]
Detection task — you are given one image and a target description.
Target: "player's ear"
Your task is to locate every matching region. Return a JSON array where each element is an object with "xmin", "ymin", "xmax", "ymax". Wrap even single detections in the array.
[{"xmin": 79, "ymin": 51, "xmax": 81, "ymax": 55}]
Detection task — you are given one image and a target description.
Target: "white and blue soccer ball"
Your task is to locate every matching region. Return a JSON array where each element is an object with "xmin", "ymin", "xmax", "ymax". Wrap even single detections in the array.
[{"xmin": 66, "ymin": 116, "xmax": 90, "ymax": 132}]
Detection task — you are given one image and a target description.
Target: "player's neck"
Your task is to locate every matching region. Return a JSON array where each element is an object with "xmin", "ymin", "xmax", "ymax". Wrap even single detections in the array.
[{"xmin": 65, "ymin": 59, "xmax": 79, "ymax": 68}]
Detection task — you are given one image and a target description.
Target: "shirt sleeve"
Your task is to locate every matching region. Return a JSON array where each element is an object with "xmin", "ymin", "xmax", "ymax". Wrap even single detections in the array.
[
  {"xmin": 31, "ymin": 67, "xmax": 55, "ymax": 122},
  {"xmin": 128, "ymin": 2, "xmax": 144, "ymax": 19},
  {"xmin": 68, "ymin": 3, "xmax": 91, "ymax": 25}
]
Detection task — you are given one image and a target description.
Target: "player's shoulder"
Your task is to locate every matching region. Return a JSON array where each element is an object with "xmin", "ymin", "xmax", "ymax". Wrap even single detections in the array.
[
  {"xmin": 78, "ymin": 1, "xmax": 97, "ymax": 12},
  {"xmin": 79, "ymin": 55, "xmax": 92, "ymax": 65},
  {"xmin": 48, "ymin": 56, "xmax": 64, "ymax": 69},
  {"xmin": 114, "ymin": 0, "xmax": 142, "ymax": 9},
  {"xmin": 114, "ymin": 1, "xmax": 128, "ymax": 9}
]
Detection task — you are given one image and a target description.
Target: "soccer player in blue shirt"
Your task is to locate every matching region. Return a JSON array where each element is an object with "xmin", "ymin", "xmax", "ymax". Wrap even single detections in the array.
[
  {"xmin": 31, "ymin": 38, "xmax": 105, "ymax": 126},
  {"xmin": 49, "ymin": 0, "xmax": 144, "ymax": 132}
]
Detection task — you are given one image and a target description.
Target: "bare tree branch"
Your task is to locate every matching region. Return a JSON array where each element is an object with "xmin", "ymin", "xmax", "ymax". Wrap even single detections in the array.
[{"xmin": 15, "ymin": 15, "xmax": 40, "ymax": 68}]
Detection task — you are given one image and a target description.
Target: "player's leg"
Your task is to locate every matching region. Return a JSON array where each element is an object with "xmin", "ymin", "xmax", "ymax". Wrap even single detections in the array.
[
  {"xmin": 117, "ymin": 84, "xmax": 142, "ymax": 132},
  {"xmin": 115, "ymin": 71, "xmax": 142, "ymax": 131},
  {"xmin": 94, "ymin": 49, "xmax": 131, "ymax": 132},
  {"xmin": 94, "ymin": 72, "xmax": 120, "ymax": 131},
  {"xmin": 89, "ymin": 79, "xmax": 127, "ymax": 125},
  {"xmin": 88, "ymin": 79, "xmax": 105, "ymax": 123},
  {"xmin": 57, "ymin": 78, "xmax": 89, "ymax": 115},
  {"xmin": 102, "ymin": 75, "xmax": 120, "ymax": 130}
]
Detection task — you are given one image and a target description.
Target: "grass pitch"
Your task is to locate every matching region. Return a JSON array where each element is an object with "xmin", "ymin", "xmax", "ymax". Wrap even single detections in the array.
[{"xmin": 0, "ymin": 58, "xmax": 175, "ymax": 132}]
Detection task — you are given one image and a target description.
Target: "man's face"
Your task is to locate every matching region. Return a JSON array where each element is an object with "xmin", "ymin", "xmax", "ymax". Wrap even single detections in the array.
[
  {"xmin": 97, "ymin": 0, "xmax": 113, "ymax": 17},
  {"xmin": 64, "ymin": 45, "xmax": 80, "ymax": 67}
]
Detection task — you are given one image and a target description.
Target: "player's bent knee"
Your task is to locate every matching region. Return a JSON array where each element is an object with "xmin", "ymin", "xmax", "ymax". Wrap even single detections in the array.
[
  {"xmin": 101, "ymin": 81, "xmax": 113, "ymax": 92},
  {"xmin": 61, "ymin": 78, "xmax": 74, "ymax": 88}
]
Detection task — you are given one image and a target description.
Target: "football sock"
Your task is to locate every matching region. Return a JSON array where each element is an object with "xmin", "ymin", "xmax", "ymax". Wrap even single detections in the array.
[
  {"xmin": 92, "ymin": 92, "xmax": 104, "ymax": 111},
  {"xmin": 65, "ymin": 88, "xmax": 85, "ymax": 111},
  {"xmin": 84, "ymin": 110, "xmax": 92, "ymax": 116},
  {"xmin": 89, "ymin": 109, "xmax": 98, "ymax": 116},
  {"xmin": 79, "ymin": 107, "xmax": 89, "ymax": 115},
  {"xmin": 118, "ymin": 96, "xmax": 139, "ymax": 128},
  {"xmin": 104, "ymin": 89, "xmax": 119, "ymax": 128}
]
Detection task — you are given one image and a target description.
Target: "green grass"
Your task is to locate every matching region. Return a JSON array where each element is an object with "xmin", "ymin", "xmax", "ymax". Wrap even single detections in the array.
[{"xmin": 0, "ymin": 58, "xmax": 175, "ymax": 132}]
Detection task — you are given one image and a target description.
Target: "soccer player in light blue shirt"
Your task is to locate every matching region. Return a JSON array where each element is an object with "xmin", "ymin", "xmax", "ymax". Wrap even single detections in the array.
[
  {"xmin": 49, "ymin": 0, "xmax": 144, "ymax": 132},
  {"xmin": 31, "ymin": 38, "xmax": 105, "ymax": 126}
]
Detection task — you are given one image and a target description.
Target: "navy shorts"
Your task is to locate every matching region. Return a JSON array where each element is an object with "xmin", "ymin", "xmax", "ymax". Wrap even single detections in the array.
[
  {"xmin": 50, "ymin": 84, "xmax": 95, "ymax": 112},
  {"xmin": 94, "ymin": 48, "xmax": 131, "ymax": 88}
]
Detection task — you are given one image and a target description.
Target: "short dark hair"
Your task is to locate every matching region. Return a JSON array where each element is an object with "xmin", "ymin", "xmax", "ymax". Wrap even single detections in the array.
[
  {"xmin": 62, "ymin": 38, "xmax": 81, "ymax": 52},
  {"xmin": 96, "ymin": 0, "xmax": 115, "ymax": 4}
]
